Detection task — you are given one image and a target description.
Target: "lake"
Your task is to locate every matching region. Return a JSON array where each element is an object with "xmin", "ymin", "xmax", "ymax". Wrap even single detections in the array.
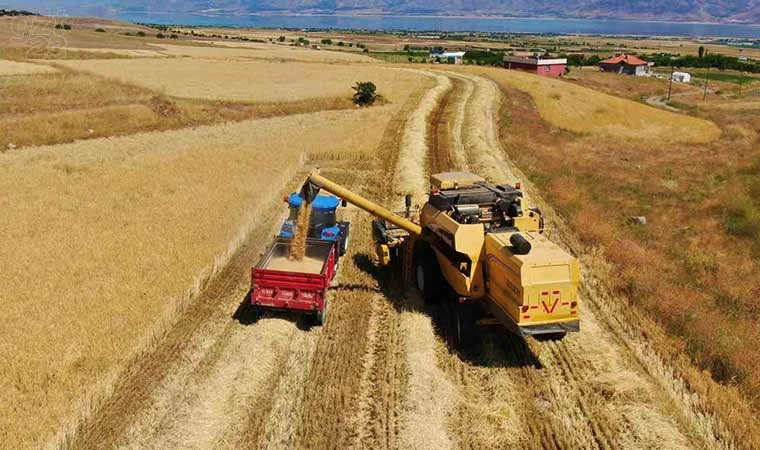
[{"xmin": 115, "ymin": 12, "xmax": 760, "ymax": 38}]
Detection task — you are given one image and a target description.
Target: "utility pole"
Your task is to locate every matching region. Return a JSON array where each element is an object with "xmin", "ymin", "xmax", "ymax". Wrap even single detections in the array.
[
  {"xmin": 667, "ymin": 65, "xmax": 674, "ymax": 102},
  {"xmin": 703, "ymin": 67, "xmax": 710, "ymax": 101}
]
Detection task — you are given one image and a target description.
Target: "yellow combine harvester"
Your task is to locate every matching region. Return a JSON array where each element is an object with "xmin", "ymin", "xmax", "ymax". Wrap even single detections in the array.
[{"xmin": 300, "ymin": 171, "xmax": 580, "ymax": 344}]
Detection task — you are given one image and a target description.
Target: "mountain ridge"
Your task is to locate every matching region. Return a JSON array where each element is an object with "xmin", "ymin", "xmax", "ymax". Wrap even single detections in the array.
[{"xmin": 10, "ymin": 0, "xmax": 760, "ymax": 24}]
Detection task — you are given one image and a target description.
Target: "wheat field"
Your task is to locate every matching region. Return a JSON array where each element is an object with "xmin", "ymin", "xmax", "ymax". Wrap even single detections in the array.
[
  {"xmin": 56, "ymin": 58, "xmax": 417, "ymax": 103},
  {"xmin": 0, "ymin": 59, "xmax": 57, "ymax": 75},
  {"xmin": 455, "ymin": 66, "xmax": 721, "ymax": 144},
  {"xmin": 0, "ymin": 104, "xmax": 408, "ymax": 449}
]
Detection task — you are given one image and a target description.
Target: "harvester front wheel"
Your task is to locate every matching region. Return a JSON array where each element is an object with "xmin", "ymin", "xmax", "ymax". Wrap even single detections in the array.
[{"xmin": 414, "ymin": 250, "xmax": 443, "ymax": 304}]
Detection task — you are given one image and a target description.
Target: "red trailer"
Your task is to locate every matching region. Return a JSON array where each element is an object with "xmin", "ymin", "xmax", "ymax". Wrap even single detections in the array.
[{"xmin": 250, "ymin": 237, "xmax": 339, "ymax": 325}]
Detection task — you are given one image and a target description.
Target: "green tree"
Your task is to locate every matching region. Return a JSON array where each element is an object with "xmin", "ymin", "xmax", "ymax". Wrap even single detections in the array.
[
  {"xmin": 278, "ymin": 36, "xmax": 286, "ymax": 42},
  {"xmin": 352, "ymin": 81, "xmax": 378, "ymax": 106},
  {"xmin": 321, "ymin": 38, "xmax": 332, "ymax": 45},
  {"xmin": 699, "ymin": 45, "xmax": 706, "ymax": 58}
]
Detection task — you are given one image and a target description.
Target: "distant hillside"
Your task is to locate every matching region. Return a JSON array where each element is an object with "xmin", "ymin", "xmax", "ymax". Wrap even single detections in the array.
[{"xmin": 11, "ymin": 0, "xmax": 760, "ymax": 24}]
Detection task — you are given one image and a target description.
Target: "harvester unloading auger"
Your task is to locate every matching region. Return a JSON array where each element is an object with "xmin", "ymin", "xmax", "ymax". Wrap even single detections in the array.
[{"xmin": 299, "ymin": 170, "xmax": 580, "ymax": 344}]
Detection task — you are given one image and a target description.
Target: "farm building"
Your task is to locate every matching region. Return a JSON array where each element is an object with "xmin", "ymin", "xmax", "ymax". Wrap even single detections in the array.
[
  {"xmin": 503, "ymin": 55, "xmax": 568, "ymax": 77},
  {"xmin": 599, "ymin": 54, "xmax": 651, "ymax": 76},
  {"xmin": 430, "ymin": 51, "xmax": 466, "ymax": 64},
  {"xmin": 671, "ymin": 71, "xmax": 692, "ymax": 83}
]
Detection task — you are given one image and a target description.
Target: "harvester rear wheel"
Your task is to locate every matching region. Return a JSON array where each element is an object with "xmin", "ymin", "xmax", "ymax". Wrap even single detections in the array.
[
  {"xmin": 454, "ymin": 301, "xmax": 477, "ymax": 348},
  {"xmin": 536, "ymin": 331, "xmax": 566, "ymax": 341}
]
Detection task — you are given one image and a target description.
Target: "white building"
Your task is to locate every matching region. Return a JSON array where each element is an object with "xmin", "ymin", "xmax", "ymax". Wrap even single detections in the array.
[
  {"xmin": 671, "ymin": 71, "xmax": 692, "ymax": 83},
  {"xmin": 430, "ymin": 51, "xmax": 466, "ymax": 64}
]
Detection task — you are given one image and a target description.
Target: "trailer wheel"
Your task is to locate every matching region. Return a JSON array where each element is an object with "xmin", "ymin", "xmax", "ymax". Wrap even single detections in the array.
[
  {"xmin": 315, "ymin": 299, "xmax": 329, "ymax": 326},
  {"xmin": 414, "ymin": 249, "xmax": 443, "ymax": 304}
]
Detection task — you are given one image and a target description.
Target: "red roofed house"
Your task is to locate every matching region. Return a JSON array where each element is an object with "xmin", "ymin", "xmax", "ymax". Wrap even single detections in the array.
[
  {"xmin": 503, "ymin": 55, "xmax": 567, "ymax": 77},
  {"xmin": 599, "ymin": 54, "xmax": 651, "ymax": 76}
]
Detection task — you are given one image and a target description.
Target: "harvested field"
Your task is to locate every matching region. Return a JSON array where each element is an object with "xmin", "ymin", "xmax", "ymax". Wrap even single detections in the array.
[
  {"xmin": 4, "ymin": 26, "xmax": 759, "ymax": 450},
  {"xmin": 0, "ymin": 69, "xmax": 360, "ymax": 148},
  {"xmin": 0, "ymin": 104, "xmax": 407, "ymax": 449},
  {"xmin": 0, "ymin": 59, "xmax": 56, "ymax": 75},
  {"xmin": 154, "ymin": 42, "xmax": 377, "ymax": 63},
  {"xmin": 395, "ymin": 70, "xmax": 452, "ymax": 204},
  {"xmin": 446, "ymin": 65, "xmax": 760, "ymax": 449},
  {"xmin": 413, "ymin": 67, "xmax": 746, "ymax": 450},
  {"xmin": 453, "ymin": 66, "xmax": 721, "ymax": 144},
  {"xmin": 57, "ymin": 58, "xmax": 415, "ymax": 103},
  {"xmin": 0, "ymin": 17, "xmax": 160, "ymax": 52}
]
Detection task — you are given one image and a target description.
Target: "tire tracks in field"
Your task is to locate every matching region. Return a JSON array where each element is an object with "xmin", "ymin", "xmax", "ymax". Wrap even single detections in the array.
[
  {"xmin": 427, "ymin": 70, "xmax": 722, "ymax": 450},
  {"xmin": 293, "ymin": 77, "xmax": 442, "ymax": 450}
]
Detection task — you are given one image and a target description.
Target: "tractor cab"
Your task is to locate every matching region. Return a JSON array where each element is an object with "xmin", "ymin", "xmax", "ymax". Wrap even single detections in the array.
[{"xmin": 281, "ymin": 193, "xmax": 350, "ymax": 255}]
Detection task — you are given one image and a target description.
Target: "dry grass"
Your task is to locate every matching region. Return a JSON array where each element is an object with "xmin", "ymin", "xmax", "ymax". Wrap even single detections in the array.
[
  {"xmin": 56, "ymin": 58, "xmax": 415, "ymax": 104},
  {"xmin": 0, "ymin": 59, "xmax": 57, "ymax": 75},
  {"xmin": 455, "ymin": 66, "xmax": 721, "ymax": 144},
  {"xmin": 0, "ymin": 105, "xmax": 403, "ymax": 449},
  {"xmin": 568, "ymin": 68, "xmax": 695, "ymax": 100}
]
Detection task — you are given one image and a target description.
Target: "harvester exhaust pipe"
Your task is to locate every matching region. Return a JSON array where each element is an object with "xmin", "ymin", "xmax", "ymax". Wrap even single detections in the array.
[{"xmin": 510, "ymin": 233, "xmax": 532, "ymax": 255}]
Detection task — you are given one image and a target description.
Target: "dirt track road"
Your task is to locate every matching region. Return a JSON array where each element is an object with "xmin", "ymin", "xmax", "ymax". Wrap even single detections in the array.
[{"xmin": 63, "ymin": 69, "xmax": 739, "ymax": 450}]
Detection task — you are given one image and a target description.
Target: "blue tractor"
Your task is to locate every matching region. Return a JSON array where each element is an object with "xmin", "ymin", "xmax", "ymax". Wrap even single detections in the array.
[{"xmin": 280, "ymin": 193, "xmax": 350, "ymax": 255}]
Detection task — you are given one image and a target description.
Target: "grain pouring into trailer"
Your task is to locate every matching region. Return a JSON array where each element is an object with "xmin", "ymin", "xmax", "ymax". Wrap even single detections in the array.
[{"xmin": 248, "ymin": 191, "xmax": 349, "ymax": 325}]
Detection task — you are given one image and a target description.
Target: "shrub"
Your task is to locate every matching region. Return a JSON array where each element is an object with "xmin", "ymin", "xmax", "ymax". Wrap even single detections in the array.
[
  {"xmin": 337, "ymin": 41, "xmax": 344, "ymax": 47},
  {"xmin": 321, "ymin": 38, "xmax": 332, "ymax": 45},
  {"xmin": 156, "ymin": 33, "xmax": 165, "ymax": 39},
  {"xmin": 352, "ymin": 81, "xmax": 377, "ymax": 106},
  {"xmin": 170, "ymin": 34, "xmax": 178, "ymax": 39},
  {"xmin": 55, "ymin": 24, "xmax": 62, "ymax": 29},
  {"xmin": 278, "ymin": 36, "xmax": 286, "ymax": 42},
  {"xmin": 136, "ymin": 31, "xmax": 146, "ymax": 37},
  {"xmin": 95, "ymin": 28, "xmax": 106, "ymax": 33},
  {"xmin": 63, "ymin": 24, "xmax": 71, "ymax": 30}
]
